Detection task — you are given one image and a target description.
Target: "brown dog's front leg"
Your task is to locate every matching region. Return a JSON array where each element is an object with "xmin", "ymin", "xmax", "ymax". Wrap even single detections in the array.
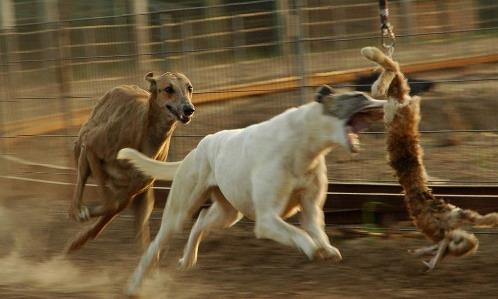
[
  {"xmin": 65, "ymin": 213, "xmax": 117, "ymax": 253},
  {"xmin": 69, "ymin": 146, "xmax": 91, "ymax": 221}
]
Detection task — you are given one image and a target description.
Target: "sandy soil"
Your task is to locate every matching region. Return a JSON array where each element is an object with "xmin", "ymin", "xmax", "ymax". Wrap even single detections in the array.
[{"xmin": 0, "ymin": 185, "xmax": 498, "ymax": 299}]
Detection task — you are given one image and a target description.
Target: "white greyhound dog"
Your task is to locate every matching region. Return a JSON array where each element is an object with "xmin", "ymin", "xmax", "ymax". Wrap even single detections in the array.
[{"xmin": 117, "ymin": 85, "xmax": 385, "ymax": 296}]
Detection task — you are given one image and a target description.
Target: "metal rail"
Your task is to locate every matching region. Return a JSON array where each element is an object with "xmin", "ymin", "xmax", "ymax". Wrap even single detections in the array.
[
  {"xmin": 150, "ymin": 182, "xmax": 498, "ymax": 225},
  {"xmin": 2, "ymin": 174, "xmax": 496, "ymax": 225}
]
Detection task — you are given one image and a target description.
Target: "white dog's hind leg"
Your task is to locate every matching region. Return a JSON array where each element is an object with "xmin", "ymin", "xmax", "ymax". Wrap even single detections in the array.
[
  {"xmin": 125, "ymin": 214, "xmax": 179, "ymax": 296},
  {"xmin": 178, "ymin": 189, "xmax": 242, "ymax": 270},
  {"xmin": 125, "ymin": 156, "xmax": 211, "ymax": 296}
]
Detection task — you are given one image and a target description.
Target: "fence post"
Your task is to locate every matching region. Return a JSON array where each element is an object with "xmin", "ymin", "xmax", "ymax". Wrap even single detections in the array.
[
  {"xmin": 275, "ymin": 0, "xmax": 291, "ymax": 58},
  {"xmin": 45, "ymin": 0, "xmax": 73, "ymax": 133},
  {"xmin": 160, "ymin": 13, "xmax": 172, "ymax": 71},
  {"xmin": 292, "ymin": 0, "xmax": 308, "ymax": 104},
  {"xmin": 181, "ymin": 21, "xmax": 193, "ymax": 70},
  {"xmin": 0, "ymin": 0, "xmax": 16, "ymax": 181},
  {"xmin": 401, "ymin": 0, "xmax": 414, "ymax": 44},
  {"xmin": 232, "ymin": 14, "xmax": 246, "ymax": 71},
  {"xmin": 0, "ymin": 0, "xmax": 18, "ymax": 106},
  {"xmin": 132, "ymin": 0, "xmax": 151, "ymax": 76},
  {"xmin": 331, "ymin": 6, "xmax": 346, "ymax": 50}
]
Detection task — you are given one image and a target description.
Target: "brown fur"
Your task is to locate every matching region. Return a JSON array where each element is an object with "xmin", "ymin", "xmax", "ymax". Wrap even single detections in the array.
[
  {"xmin": 66, "ymin": 72, "xmax": 195, "ymax": 253},
  {"xmin": 362, "ymin": 47, "xmax": 498, "ymax": 270}
]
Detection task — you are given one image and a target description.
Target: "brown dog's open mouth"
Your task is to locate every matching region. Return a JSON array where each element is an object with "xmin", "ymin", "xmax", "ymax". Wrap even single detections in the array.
[
  {"xmin": 346, "ymin": 107, "xmax": 384, "ymax": 153},
  {"xmin": 166, "ymin": 105, "xmax": 191, "ymax": 123}
]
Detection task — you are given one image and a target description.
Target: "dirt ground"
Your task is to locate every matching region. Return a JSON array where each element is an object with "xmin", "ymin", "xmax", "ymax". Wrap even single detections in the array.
[
  {"xmin": 1, "ymin": 63, "xmax": 498, "ymax": 298},
  {"xmin": 1, "ymin": 184, "xmax": 498, "ymax": 299}
]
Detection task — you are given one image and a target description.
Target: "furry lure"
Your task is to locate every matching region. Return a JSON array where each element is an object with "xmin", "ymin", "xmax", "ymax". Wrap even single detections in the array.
[{"xmin": 361, "ymin": 46, "xmax": 498, "ymax": 271}]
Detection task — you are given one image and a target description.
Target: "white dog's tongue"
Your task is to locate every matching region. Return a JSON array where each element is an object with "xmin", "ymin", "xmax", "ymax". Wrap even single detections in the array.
[
  {"xmin": 350, "ymin": 112, "xmax": 375, "ymax": 132},
  {"xmin": 347, "ymin": 126, "xmax": 360, "ymax": 153}
]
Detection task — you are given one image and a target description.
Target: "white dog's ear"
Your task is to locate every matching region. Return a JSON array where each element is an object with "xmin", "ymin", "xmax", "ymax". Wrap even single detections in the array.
[{"xmin": 315, "ymin": 85, "xmax": 335, "ymax": 103}]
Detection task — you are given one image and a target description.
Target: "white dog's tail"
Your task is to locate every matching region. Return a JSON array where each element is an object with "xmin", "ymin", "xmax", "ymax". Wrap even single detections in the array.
[{"xmin": 117, "ymin": 148, "xmax": 181, "ymax": 181}]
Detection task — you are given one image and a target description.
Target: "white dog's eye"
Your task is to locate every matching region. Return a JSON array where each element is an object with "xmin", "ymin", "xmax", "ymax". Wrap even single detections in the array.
[{"xmin": 187, "ymin": 85, "xmax": 193, "ymax": 93}]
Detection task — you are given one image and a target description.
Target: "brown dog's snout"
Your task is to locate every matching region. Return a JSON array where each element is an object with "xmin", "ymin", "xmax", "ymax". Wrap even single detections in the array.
[{"xmin": 183, "ymin": 104, "xmax": 195, "ymax": 116}]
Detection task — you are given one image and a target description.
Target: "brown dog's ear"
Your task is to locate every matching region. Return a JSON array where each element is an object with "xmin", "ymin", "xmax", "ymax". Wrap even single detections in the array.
[
  {"xmin": 315, "ymin": 85, "xmax": 335, "ymax": 103},
  {"xmin": 144, "ymin": 72, "xmax": 156, "ymax": 91}
]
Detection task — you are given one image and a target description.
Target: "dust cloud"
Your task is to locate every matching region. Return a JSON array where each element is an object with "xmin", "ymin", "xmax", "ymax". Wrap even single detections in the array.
[{"xmin": 0, "ymin": 204, "xmax": 117, "ymax": 298}]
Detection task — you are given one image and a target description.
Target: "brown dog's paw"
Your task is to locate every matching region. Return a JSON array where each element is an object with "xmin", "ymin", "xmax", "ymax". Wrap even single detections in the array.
[{"xmin": 68, "ymin": 205, "xmax": 90, "ymax": 222}]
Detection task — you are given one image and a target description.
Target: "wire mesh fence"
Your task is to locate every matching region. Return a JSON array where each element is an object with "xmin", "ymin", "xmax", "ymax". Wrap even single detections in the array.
[{"xmin": 0, "ymin": 0, "xmax": 498, "ymax": 183}]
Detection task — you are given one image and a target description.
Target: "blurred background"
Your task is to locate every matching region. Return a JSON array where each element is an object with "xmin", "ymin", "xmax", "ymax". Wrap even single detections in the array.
[
  {"xmin": 1, "ymin": 2, "xmax": 498, "ymax": 298},
  {"xmin": 0, "ymin": 0, "xmax": 497, "ymax": 184}
]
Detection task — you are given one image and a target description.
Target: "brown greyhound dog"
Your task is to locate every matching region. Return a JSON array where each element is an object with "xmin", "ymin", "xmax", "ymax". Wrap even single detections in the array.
[{"xmin": 66, "ymin": 72, "xmax": 195, "ymax": 253}]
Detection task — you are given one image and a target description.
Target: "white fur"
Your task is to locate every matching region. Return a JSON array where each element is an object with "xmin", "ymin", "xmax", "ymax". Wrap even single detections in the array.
[
  {"xmin": 117, "ymin": 147, "xmax": 180, "ymax": 181},
  {"xmin": 118, "ymin": 102, "xmax": 353, "ymax": 296}
]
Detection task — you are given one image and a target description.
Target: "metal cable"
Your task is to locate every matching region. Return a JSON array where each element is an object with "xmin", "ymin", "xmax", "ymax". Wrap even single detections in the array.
[
  {"xmin": 1, "ymin": 77, "xmax": 498, "ymax": 103},
  {"xmin": 2, "ymin": 129, "xmax": 498, "ymax": 139},
  {"xmin": 1, "ymin": 26, "xmax": 497, "ymax": 66}
]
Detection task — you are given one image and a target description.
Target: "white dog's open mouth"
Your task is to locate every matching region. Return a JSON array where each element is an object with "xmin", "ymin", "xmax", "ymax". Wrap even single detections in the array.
[
  {"xmin": 166, "ymin": 105, "xmax": 191, "ymax": 123},
  {"xmin": 345, "ymin": 108, "xmax": 384, "ymax": 153}
]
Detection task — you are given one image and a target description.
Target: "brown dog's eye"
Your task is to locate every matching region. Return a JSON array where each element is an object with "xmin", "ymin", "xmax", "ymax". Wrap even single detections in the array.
[{"xmin": 164, "ymin": 86, "xmax": 174, "ymax": 94}]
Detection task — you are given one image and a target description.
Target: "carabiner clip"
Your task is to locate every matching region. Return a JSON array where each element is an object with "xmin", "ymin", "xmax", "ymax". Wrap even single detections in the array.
[{"xmin": 381, "ymin": 25, "xmax": 396, "ymax": 57}]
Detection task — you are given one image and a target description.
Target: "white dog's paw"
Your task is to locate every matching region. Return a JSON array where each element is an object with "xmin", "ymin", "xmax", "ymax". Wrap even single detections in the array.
[
  {"xmin": 124, "ymin": 278, "xmax": 141, "ymax": 298},
  {"xmin": 177, "ymin": 257, "xmax": 196, "ymax": 271},
  {"xmin": 314, "ymin": 245, "xmax": 342, "ymax": 262}
]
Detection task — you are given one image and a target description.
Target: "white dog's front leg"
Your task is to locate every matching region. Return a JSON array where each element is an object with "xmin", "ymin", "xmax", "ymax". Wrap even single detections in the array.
[
  {"xmin": 299, "ymin": 205, "xmax": 341, "ymax": 261},
  {"xmin": 251, "ymin": 169, "xmax": 319, "ymax": 259},
  {"xmin": 299, "ymin": 184, "xmax": 342, "ymax": 262},
  {"xmin": 255, "ymin": 216, "xmax": 318, "ymax": 260}
]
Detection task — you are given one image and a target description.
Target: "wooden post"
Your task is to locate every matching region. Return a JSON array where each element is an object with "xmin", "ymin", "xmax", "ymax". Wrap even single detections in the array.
[
  {"xmin": 290, "ymin": 0, "xmax": 308, "ymax": 104},
  {"xmin": 131, "ymin": 0, "xmax": 151, "ymax": 76},
  {"xmin": 206, "ymin": 0, "xmax": 224, "ymax": 51},
  {"xmin": 0, "ymin": 0, "xmax": 18, "ymax": 104},
  {"xmin": 181, "ymin": 21, "xmax": 193, "ymax": 70},
  {"xmin": 331, "ymin": 6, "xmax": 347, "ymax": 50},
  {"xmin": 275, "ymin": 0, "xmax": 291, "ymax": 57},
  {"xmin": 44, "ymin": 0, "xmax": 73, "ymax": 130},
  {"xmin": 0, "ymin": 0, "xmax": 16, "ymax": 182},
  {"xmin": 159, "ymin": 13, "xmax": 172, "ymax": 71},
  {"xmin": 400, "ymin": 0, "xmax": 415, "ymax": 44},
  {"xmin": 232, "ymin": 14, "xmax": 246, "ymax": 71}
]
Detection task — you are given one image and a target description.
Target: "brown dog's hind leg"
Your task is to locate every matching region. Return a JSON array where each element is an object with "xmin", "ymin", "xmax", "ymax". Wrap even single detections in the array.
[{"xmin": 85, "ymin": 146, "xmax": 120, "ymax": 218}]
